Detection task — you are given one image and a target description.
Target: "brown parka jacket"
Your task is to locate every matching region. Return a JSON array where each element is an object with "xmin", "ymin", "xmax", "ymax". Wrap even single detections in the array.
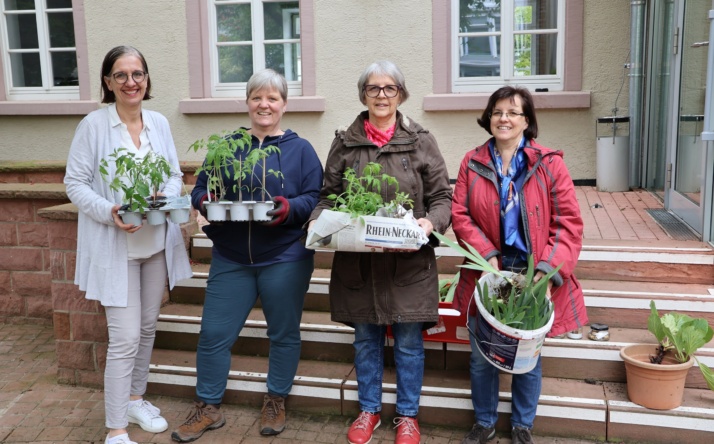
[{"xmin": 309, "ymin": 111, "xmax": 452, "ymax": 326}]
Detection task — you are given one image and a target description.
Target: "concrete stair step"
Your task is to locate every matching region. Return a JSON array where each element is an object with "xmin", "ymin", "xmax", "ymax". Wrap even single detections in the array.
[
  {"xmin": 190, "ymin": 233, "xmax": 714, "ymax": 284},
  {"xmin": 155, "ymin": 302, "xmax": 714, "ymax": 388},
  {"xmin": 145, "ymin": 348, "xmax": 714, "ymax": 443}
]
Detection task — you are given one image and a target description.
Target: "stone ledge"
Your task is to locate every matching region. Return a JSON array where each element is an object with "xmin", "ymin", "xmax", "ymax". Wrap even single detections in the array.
[
  {"xmin": 38, "ymin": 203, "xmax": 78, "ymax": 221},
  {"xmin": 0, "ymin": 183, "xmax": 67, "ymax": 200},
  {"xmin": 0, "ymin": 161, "xmax": 66, "ymax": 173}
]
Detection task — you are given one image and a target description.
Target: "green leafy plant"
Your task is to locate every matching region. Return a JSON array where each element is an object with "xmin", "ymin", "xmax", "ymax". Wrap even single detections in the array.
[
  {"xmin": 99, "ymin": 148, "xmax": 176, "ymax": 213},
  {"xmin": 438, "ymin": 271, "xmax": 460, "ymax": 303},
  {"xmin": 188, "ymin": 129, "xmax": 252, "ymax": 201},
  {"xmin": 243, "ymin": 144, "xmax": 283, "ymax": 201},
  {"xmin": 433, "ymin": 231, "xmax": 559, "ymax": 330},
  {"xmin": 328, "ymin": 162, "xmax": 413, "ymax": 218},
  {"xmin": 647, "ymin": 300, "xmax": 714, "ymax": 390},
  {"xmin": 144, "ymin": 151, "xmax": 173, "ymax": 209}
]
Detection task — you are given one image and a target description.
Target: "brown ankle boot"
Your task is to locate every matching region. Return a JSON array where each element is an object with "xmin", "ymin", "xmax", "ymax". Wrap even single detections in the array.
[
  {"xmin": 171, "ymin": 400, "xmax": 225, "ymax": 442},
  {"xmin": 260, "ymin": 394, "xmax": 286, "ymax": 435}
]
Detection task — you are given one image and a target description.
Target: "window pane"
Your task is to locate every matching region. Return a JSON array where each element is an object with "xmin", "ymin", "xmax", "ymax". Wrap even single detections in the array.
[
  {"xmin": 512, "ymin": 33, "xmax": 557, "ymax": 76},
  {"xmin": 5, "ymin": 13, "xmax": 39, "ymax": 49},
  {"xmin": 4, "ymin": 0, "xmax": 35, "ymax": 10},
  {"xmin": 48, "ymin": 11, "xmax": 75, "ymax": 47},
  {"xmin": 218, "ymin": 46, "xmax": 253, "ymax": 83},
  {"xmin": 46, "ymin": 0, "xmax": 72, "ymax": 8},
  {"xmin": 514, "ymin": 0, "xmax": 558, "ymax": 31},
  {"xmin": 216, "ymin": 4, "xmax": 251, "ymax": 42},
  {"xmin": 265, "ymin": 42, "xmax": 300, "ymax": 81},
  {"xmin": 459, "ymin": 36, "xmax": 501, "ymax": 78},
  {"xmin": 263, "ymin": 2, "xmax": 299, "ymax": 40},
  {"xmin": 460, "ymin": 0, "xmax": 501, "ymax": 34},
  {"xmin": 51, "ymin": 50, "xmax": 77, "ymax": 85},
  {"xmin": 10, "ymin": 52, "xmax": 41, "ymax": 86}
]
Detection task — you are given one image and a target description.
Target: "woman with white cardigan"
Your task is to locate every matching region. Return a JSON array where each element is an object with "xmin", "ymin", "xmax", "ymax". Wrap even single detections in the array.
[{"xmin": 64, "ymin": 46, "xmax": 192, "ymax": 444}]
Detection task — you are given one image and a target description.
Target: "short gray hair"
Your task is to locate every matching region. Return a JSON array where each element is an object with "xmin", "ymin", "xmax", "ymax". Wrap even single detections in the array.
[
  {"xmin": 246, "ymin": 69, "xmax": 288, "ymax": 102},
  {"xmin": 357, "ymin": 60, "xmax": 409, "ymax": 105}
]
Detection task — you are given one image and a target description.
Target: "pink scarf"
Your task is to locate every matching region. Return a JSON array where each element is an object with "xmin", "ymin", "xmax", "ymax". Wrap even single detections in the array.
[{"xmin": 364, "ymin": 119, "xmax": 396, "ymax": 148}]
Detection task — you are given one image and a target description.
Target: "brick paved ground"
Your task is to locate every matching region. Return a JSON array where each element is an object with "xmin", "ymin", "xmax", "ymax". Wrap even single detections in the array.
[{"xmin": 0, "ymin": 324, "xmax": 607, "ymax": 444}]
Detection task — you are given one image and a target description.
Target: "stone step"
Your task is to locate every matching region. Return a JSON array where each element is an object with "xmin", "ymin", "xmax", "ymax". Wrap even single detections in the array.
[
  {"xmin": 170, "ymin": 269, "xmax": 714, "ymax": 328},
  {"xmin": 189, "ymin": 233, "xmax": 714, "ymax": 285},
  {"xmin": 145, "ymin": 348, "xmax": 714, "ymax": 443},
  {"xmin": 155, "ymin": 302, "xmax": 714, "ymax": 389}
]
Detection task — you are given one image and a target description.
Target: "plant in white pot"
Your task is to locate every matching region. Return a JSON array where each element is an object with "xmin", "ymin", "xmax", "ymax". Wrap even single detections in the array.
[
  {"xmin": 100, "ymin": 148, "xmax": 150, "ymax": 226},
  {"xmin": 189, "ymin": 129, "xmax": 250, "ymax": 221},
  {"xmin": 620, "ymin": 300, "xmax": 714, "ymax": 409},
  {"xmin": 143, "ymin": 151, "xmax": 173, "ymax": 225},
  {"xmin": 433, "ymin": 232, "xmax": 560, "ymax": 374},
  {"xmin": 243, "ymin": 144, "xmax": 282, "ymax": 221}
]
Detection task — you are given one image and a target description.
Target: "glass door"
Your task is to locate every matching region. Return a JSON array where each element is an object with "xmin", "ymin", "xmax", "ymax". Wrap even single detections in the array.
[{"xmin": 667, "ymin": 0, "xmax": 709, "ymax": 234}]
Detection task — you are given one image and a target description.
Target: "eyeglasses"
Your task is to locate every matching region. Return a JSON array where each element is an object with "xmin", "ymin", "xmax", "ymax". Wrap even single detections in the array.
[
  {"xmin": 490, "ymin": 110, "xmax": 526, "ymax": 119},
  {"xmin": 364, "ymin": 84, "xmax": 400, "ymax": 98},
  {"xmin": 109, "ymin": 71, "xmax": 148, "ymax": 84}
]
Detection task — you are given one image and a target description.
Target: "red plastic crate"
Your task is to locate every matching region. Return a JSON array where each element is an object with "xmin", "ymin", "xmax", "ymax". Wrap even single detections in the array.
[{"xmin": 386, "ymin": 302, "xmax": 470, "ymax": 344}]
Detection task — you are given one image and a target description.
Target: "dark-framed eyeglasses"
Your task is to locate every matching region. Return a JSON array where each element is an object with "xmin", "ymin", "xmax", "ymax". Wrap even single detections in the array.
[
  {"xmin": 490, "ymin": 110, "xmax": 526, "ymax": 119},
  {"xmin": 109, "ymin": 71, "xmax": 148, "ymax": 84},
  {"xmin": 364, "ymin": 84, "xmax": 401, "ymax": 98}
]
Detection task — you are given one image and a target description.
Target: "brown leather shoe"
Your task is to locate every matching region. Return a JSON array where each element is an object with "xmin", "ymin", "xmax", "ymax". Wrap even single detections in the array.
[
  {"xmin": 171, "ymin": 400, "xmax": 225, "ymax": 442},
  {"xmin": 260, "ymin": 394, "xmax": 286, "ymax": 435}
]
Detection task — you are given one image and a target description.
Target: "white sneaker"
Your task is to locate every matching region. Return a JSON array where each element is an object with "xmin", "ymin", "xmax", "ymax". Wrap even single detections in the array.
[
  {"xmin": 127, "ymin": 399, "xmax": 169, "ymax": 433},
  {"xmin": 105, "ymin": 433, "xmax": 138, "ymax": 444}
]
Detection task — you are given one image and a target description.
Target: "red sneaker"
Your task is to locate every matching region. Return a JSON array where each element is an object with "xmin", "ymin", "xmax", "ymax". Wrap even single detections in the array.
[
  {"xmin": 347, "ymin": 411, "xmax": 381, "ymax": 444},
  {"xmin": 394, "ymin": 416, "xmax": 420, "ymax": 444}
]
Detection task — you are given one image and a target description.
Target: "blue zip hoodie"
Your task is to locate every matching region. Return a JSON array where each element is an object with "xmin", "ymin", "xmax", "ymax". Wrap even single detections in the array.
[{"xmin": 191, "ymin": 129, "xmax": 323, "ymax": 265}]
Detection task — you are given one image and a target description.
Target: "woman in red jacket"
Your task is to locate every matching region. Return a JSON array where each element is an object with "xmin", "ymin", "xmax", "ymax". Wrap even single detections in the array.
[{"xmin": 452, "ymin": 86, "xmax": 587, "ymax": 444}]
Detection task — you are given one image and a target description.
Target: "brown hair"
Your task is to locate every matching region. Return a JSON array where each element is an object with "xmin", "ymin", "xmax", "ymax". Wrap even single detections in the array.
[
  {"xmin": 100, "ymin": 46, "xmax": 152, "ymax": 104},
  {"xmin": 477, "ymin": 85, "xmax": 538, "ymax": 140}
]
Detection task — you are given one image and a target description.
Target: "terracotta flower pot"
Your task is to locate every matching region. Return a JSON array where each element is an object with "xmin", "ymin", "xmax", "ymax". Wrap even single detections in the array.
[{"xmin": 620, "ymin": 343, "xmax": 694, "ymax": 410}]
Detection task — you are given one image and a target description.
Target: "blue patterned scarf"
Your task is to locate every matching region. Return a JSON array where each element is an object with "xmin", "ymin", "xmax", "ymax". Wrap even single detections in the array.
[{"xmin": 489, "ymin": 138, "xmax": 528, "ymax": 258}]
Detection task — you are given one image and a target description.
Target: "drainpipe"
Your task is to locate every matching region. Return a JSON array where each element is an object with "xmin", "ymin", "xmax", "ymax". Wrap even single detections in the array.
[
  {"xmin": 629, "ymin": 0, "xmax": 646, "ymax": 188},
  {"xmin": 701, "ymin": 6, "xmax": 714, "ymax": 242}
]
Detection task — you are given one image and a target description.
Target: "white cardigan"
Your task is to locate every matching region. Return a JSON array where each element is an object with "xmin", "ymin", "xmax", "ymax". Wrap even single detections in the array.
[{"xmin": 64, "ymin": 105, "xmax": 192, "ymax": 307}]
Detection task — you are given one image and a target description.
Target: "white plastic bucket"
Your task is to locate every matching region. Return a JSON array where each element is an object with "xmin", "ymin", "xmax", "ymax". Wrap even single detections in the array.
[
  {"xmin": 471, "ymin": 272, "xmax": 554, "ymax": 374},
  {"xmin": 119, "ymin": 210, "xmax": 143, "ymax": 227},
  {"xmin": 146, "ymin": 209, "xmax": 166, "ymax": 225},
  {"xmin": 168, "ymin": 208, "xmax": 190, "ymax": 224},
  {"xmin": 205, "ymin": 201, "xmax": 228, "ymax": 221},
  {"xmin": 229, "ymin": 201, "xmax": 252, "ymax": 222},
  {"xmin": 252, "ymin": 201, "xmax": 274, "ymax": 221}
]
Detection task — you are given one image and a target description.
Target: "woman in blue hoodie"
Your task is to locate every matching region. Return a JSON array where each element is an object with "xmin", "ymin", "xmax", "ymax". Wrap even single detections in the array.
[{"xmin": 173, "ymin": 69, "xmax": 323, "ymax": 443}]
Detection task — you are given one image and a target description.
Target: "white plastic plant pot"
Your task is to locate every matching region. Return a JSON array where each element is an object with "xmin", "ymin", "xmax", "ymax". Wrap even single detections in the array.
[
  {"xmin": 119, "ymin": 210, "xmax": 143, "ymax": 227},
  {"xmin": 205, "ymin": 201, "xmax": 229, "ymax": 222},
  {"xmin": 470, "ymin": 271, "xmax": 554, "ymax": 374},
  {"xmin": 252, "ymin": 201, "xmax": 275, "ymax": 222},
  {"xmin": 229, "ymin": 201, "xmax": 252, "ymax": 222},
  {"xmin": 146, "ymin": 209, "xmax": 166, "ymax": 225},
  {"xmin": 168, "ymin": 207, "xmax": 190, "ymax": 224}
]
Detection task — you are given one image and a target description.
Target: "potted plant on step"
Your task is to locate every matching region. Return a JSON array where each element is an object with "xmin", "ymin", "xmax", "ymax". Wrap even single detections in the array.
[
  {"xmin": 189, "ymin": 129, "xmax": 251, "ymax": 221},
  {"xmin": 433, "ymin": 232, "xmax": 560, "ymax": 374},
  {"xmin": 244, "ymin": 144, "xmax": 282, "ymax": 221},
  {"xmin": 620, "ymin": 300, "xmax": 714, "ymax": 409}
]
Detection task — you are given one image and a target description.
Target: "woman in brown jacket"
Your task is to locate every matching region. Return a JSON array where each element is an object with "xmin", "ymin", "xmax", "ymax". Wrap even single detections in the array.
[{"xmin": 308, "ymin": 60, "xmax": 452, "ymax": 444}]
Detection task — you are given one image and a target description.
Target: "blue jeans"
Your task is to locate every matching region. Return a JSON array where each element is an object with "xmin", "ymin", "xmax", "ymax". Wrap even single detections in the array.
[
  {"xmin": 196, "ymin": 255, "xmax": 313, "ymax": 404},
  {"xmin": 468, "ymin": 315, "xmax": 541, "ymax": 429},
  {"xmin": 353, "ymin": 322, "xmax": 425, "ymax": 417}
]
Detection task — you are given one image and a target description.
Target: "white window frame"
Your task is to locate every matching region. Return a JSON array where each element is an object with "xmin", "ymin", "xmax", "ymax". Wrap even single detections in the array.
[
  {"xmin": 209, "ymin": 0, "xmax": 302, "ymax": 98},
  {"xmin": 0, "ymin": 0, "xmax": 79, "ymax": 101},
  {"xmin": 451, "ymin": 0, "xmax": 565, "ymax": 93}
]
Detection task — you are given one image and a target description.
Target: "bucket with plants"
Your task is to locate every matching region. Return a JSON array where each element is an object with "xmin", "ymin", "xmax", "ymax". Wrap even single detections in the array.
[{"xmin": 433, "ymin": 231, "xmax": 560, "ymax": 373}]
